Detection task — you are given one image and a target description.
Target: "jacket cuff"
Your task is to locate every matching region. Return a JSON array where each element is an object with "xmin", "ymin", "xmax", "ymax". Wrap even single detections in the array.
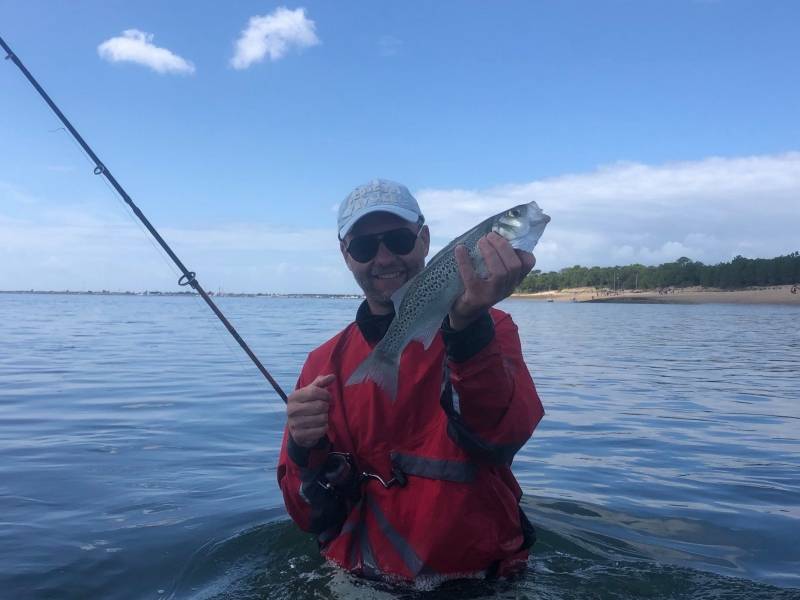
[
  {"xmin": 441, "ymin": 311, "xmax": 495, "ymax": 363},
  {"xmin": 288, "ymin": 435, "xmax": 331, "ymax": 469}
]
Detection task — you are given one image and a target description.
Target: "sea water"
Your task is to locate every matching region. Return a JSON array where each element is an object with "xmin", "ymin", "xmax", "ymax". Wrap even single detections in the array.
[{"xmin": 1, "ymin": 293, "xmax": 798, "ymax": 599}]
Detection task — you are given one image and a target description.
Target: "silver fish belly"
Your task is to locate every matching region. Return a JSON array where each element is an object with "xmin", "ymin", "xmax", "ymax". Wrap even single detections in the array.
[{"xmin": 346, "ymin": 201, "xmax": 550, "ymax": 400}]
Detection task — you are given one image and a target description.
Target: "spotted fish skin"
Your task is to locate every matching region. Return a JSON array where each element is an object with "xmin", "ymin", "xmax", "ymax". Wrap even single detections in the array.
[{"xmin": 346, "ymin": 201, "xmax": 550, "ymax": 400}]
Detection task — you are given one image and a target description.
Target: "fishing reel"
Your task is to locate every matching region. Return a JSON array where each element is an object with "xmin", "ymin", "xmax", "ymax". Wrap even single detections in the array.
[{"xmin": 317, "ymin": 452, "xmax": 407, "ymax": 501}]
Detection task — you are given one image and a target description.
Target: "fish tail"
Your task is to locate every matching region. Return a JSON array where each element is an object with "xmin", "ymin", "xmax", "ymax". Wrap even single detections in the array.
[{"xmin": 346, "ymin": 349, "xmax": 399, "ymax": 401}]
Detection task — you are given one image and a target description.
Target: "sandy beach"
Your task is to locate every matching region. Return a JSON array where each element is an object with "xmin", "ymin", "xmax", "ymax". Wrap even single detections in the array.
[{"xmin": 513, "ymin": 284, "xmax": 800, "ymax": 305}]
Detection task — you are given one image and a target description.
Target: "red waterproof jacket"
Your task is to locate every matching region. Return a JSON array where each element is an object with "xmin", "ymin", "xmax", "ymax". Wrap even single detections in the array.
[{"xmin": 277, "ymin": 305, "xmax": 544, "ymax": 580}]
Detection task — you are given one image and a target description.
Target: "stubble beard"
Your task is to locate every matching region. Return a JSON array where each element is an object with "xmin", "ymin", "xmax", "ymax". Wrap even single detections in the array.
[
  {"xmin": 357, "ymin": 271, "xmax": 405, "ymax": 311},
  {"xmin": 357, "ymin": 259, "xmax": 424, "ymax": 313}
]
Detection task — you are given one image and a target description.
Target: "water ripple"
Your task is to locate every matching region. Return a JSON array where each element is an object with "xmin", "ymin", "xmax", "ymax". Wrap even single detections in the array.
[{"xmin": 1, "ymin": 294, "xmax": 799, "ymax": 598}]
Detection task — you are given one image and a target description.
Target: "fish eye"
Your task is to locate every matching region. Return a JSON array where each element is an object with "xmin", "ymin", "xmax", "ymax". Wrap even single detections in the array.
[{"xmin": 508, "ymin": 209, "xmax": 520, "ymax": 218}]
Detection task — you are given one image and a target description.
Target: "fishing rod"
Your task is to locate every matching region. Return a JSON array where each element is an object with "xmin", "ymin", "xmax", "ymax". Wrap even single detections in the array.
[{"xmin": 1, "ymin": 35, "xmax": 288, "ymax": 403}]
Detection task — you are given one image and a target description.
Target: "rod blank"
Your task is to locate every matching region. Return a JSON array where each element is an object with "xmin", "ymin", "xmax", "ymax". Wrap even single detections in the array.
[{"xmin": 1, "ymin": 35, "xmax": 288, "ymax": 403}]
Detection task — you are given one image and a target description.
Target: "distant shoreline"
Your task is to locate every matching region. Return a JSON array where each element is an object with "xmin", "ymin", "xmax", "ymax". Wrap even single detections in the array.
[
  {"xmin": 4, "ymin": 286, "xmax": 799, "ymax": 305},
  {"xmin": 512, "ymin": 284, "xmax": 800, "ymax": 306}
]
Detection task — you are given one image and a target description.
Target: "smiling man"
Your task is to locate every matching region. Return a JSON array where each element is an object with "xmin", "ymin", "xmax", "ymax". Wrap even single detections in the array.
[
  {"xmin": 277, "ymin": 179, "xmax": 544, "ymax": 582},
  {"xmin": 341, "ymin": 208, "xmax": 429, "ymax": 314}
]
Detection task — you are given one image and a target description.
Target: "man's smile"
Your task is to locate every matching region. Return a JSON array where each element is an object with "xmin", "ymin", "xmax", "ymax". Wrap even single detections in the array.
[{"xmin": 373, "ymin": 271, "xmax": 405, "ymax": 280}]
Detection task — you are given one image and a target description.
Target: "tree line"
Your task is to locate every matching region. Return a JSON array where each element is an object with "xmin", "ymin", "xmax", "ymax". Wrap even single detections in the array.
[{"xmin": 518, "ymin": 252, "xmax": 800, "ymax": 293}]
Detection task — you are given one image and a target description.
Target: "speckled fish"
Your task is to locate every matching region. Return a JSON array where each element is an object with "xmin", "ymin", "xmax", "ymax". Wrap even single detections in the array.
[{"xmin": 346, "ymin": 201, "xmax": 550, "ymax": 400}]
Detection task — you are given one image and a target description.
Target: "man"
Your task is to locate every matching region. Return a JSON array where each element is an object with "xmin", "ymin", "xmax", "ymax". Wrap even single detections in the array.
[{"xmin": 277, "ymin": 179, "xmax": 544, "ymax": 581}]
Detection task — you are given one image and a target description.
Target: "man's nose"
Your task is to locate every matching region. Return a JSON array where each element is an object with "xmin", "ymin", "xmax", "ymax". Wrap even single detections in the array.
[{"xmin": 373, "ymin": 240, "xmax": 396, "ymax": 264}]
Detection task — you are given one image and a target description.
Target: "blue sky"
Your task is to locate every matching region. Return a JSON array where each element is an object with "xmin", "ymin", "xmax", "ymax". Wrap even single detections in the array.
[{"xmin": 1, "ymin": 1, "xmax": 799, "ymax": 293}]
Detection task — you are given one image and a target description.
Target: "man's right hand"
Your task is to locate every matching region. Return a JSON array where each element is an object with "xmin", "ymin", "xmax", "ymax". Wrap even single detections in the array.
[{"xmin": 286, "ymin": 374, "xmax": 336, "ymax": 448}]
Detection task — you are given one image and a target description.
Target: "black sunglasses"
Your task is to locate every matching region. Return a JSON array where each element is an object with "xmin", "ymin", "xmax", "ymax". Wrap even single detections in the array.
[{"xmin": 346, "ymin": 227, "xmax": 420, "ymax": 263}]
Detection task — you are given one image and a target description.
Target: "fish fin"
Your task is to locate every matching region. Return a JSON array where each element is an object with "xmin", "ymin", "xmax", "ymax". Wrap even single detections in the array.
[
  {"xmin": 346, "ymin": 348, "xmax": 399, "ymax": 401},
  {"xmin": 390, "ymin": 280, "xmax": 412, "ymax": 314},
  {"xmin": 411, "ymin": 313, "xmax": 445, "ymax": 351}
]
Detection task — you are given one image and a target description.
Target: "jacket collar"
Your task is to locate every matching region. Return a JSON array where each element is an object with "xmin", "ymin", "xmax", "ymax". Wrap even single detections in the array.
[{"xmin": 355, "ymin": 300, "xmax": 394, "ymax": 344}]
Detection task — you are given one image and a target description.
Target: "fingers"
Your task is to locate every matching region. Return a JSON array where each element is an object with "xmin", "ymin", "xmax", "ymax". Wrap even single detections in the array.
[
  {"xmin": 450, "ymin": 234, "xmax": 538, "ymax": 330},
  {"xmin": 483, "ymin": 232, "xmax": 522, "ymax": 275},
  {"xmin": 517, "ymin": 250, "xmax": 536, "ymax": 274},
  {"xmin": 291, "ymin": 413, "xmax": 329, "ymax": 428},
  {"xmin": 454, "ymin": 244, "xmax": 477, "ymax": 285},
  {"xmin": 476, "ymin": 236, "xmax": 504, "ymax": 279},
  {"xmin": 311, "ymin": 373, "xmax": 336, "ymax": 388},
  {"xmin": 288, "ymin": 412, "xmax": 328, "ymax": 447},
  {"xmin": 510, "ymin": 250, "xmax": 536, "ymax": 291},
  {"xmin": 287, "ymin": 374, "xmax": 335, "ymax": 447},
  {"xmin": 479, "ymin": 233, "xmax": 523, "ymax": 296},
  {"xmin": 290, "ymin": 374, "xmax": 335, "ymax": 414},
  {"xmin": 293, "ymin": 426, "xmax": 328, "ymax": 446},
  {"xmin": 484, "ymin": 234, "xmax": 537, "ymax": 283},
  {"xmin": 287, "ymin": 397, "xmax": 330, "ymax": 417}
]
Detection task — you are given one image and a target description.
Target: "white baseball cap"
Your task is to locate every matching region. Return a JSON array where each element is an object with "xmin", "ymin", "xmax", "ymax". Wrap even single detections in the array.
[{"xmin": 337, "ymin": 179, "xmax": 424, "ymax": 239}]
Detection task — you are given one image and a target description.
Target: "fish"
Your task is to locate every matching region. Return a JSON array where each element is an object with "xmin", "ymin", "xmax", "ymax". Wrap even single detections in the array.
[{"xmin": 346, "ymin": 200, "xmax": 550, "ymax": 400}]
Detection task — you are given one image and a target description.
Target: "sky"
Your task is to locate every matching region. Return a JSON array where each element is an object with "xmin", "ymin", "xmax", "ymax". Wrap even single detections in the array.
[{"xmin": 1, "ymin": 1, "xmax": 799, "ymax": 294}]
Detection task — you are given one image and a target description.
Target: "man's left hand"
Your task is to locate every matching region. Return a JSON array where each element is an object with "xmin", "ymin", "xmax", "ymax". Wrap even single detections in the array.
[{"xmin": 449, "ymin": 232, "xmax": 536, "ymax": 331}]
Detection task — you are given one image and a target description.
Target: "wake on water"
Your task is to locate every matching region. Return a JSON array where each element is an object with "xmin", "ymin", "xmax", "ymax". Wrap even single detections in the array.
[{"xmin": 164, "ymin": 496, "xmax": 800, "ymax": 600}]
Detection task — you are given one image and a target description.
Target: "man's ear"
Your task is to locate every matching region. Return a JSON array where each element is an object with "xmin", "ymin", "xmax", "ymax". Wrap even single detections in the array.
[
  {"xmin": 419, "ymin": 225, "xmax": 431, "ymax": 257},
  {"xmin": 340, "ymin": 239, "xmax": 353, "ymax": 271}
]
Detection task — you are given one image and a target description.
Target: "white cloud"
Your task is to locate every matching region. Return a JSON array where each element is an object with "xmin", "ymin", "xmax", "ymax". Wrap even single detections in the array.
[
  {"xmin": 98, "ymin": 30, "xmax": 195, "ymax": 75},
  {"xmin": 416, "ymin": 152, "xmax": 800, "ymax": 271},
  {"xmin": 0, "ymin": 196, "xmax": 345, "ymax": 293},
  {"xmin": 230, "ymin": 7, "xmax": 319, "ymax": 70},
  {"xmin": 2, "ymin": 152, "xmax": 798, "ymax": 292}
]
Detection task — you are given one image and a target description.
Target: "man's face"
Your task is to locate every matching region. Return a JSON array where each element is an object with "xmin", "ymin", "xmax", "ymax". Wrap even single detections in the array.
[{"xmin": 340, "ymin": 212, "xmax": 430, "ymax": 313}]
